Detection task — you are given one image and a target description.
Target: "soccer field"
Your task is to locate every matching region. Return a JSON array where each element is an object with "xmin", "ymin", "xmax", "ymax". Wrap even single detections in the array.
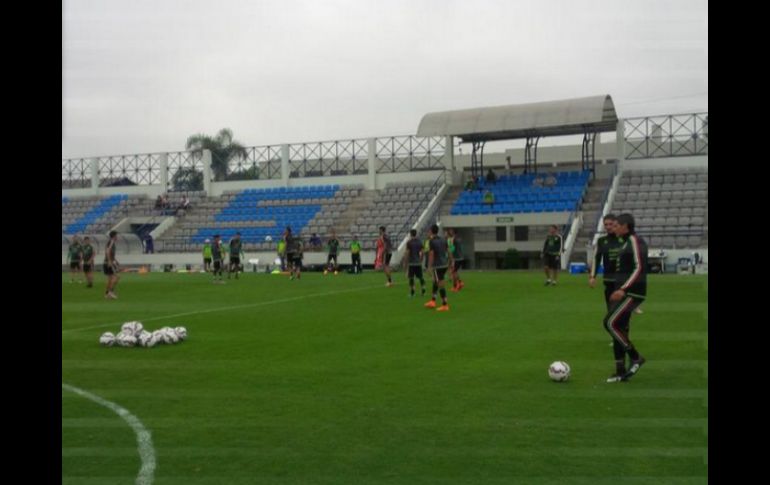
[{"xmin": 62, "ymin": 271, "xmax": 708, "ymax": 484}]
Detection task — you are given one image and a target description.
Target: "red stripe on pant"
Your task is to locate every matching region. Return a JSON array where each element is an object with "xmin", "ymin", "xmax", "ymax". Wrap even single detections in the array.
[{"xmin": 605, "ymin": 297, "xmax": 634, "ymax": 347}]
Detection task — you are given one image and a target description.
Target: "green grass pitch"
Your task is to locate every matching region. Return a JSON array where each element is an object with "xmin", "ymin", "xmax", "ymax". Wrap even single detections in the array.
[{"xmin": 62, "ymin": 270, "xmax": 708, "ymax": 484}]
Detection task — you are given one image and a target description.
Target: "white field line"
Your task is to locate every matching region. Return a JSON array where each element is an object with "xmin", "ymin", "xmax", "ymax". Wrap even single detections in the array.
[
  {"xmin": 63, "ymin": 284, "xmax": 381, "ymax": 334},
  {"xmin": 62, "ymin": 382, "xmax": 155, "ymax": 485}
]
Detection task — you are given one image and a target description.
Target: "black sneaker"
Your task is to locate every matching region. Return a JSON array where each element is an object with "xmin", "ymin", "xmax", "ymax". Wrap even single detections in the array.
[{"xmin": 622, "ymin": 357, "xmax": 646, "ymax": 381}]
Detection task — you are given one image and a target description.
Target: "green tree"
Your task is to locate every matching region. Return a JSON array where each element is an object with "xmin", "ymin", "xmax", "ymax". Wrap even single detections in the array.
[
  {"xmin": 171, "ymin": 166, "xmax": 204, "ymax": 191},
  {"xmin": 185, "ymin": 128, "xmax": 248, "ymax": 182}
]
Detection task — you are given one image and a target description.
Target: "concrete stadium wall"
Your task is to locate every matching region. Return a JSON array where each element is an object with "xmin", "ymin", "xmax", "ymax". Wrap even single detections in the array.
[{"xmin": 620, "ymin": 155, "xmax": 708, "ymax": 171}]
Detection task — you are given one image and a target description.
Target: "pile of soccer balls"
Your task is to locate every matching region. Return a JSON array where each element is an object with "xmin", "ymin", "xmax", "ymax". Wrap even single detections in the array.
[{"xmin": 99, "ymin": 321, "xmax": 187, "ymax": 348}]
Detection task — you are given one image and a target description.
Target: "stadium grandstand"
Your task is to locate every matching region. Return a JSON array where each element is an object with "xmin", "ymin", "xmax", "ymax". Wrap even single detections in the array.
[{"xmin": 62, "ymin": 95, "xmax": 707, "ymax": 273}]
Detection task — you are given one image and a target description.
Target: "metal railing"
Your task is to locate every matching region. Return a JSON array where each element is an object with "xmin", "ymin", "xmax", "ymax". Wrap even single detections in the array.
[
  {"xmin": 376, "ymin": 136, "xmax": 446, "ymax": 174},
  {"xmin": 288, "ymin": 139, "xmax": 368, "ymax": 178},
  {"xmin": 97, "ymin": 153, "xmax": 163, "ymax": 187},
  {"xmin": 394, "ymin": 170, "xmax": 448, "ymax": 240},
  {"xmin": 226, "ymin": 145, "xmax": 282, "ymax": 181},
  {"xmin": 624, "ymin": 112, "xmax": 708, "ymax": 159},
  {"xmin": 62, "ymin": 158, "xmax": 92, "ymax": 189}
]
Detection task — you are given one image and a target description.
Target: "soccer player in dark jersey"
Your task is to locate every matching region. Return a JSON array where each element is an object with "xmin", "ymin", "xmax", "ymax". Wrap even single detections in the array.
[
  {"xmin": 227, "ymin": 232, "xmax": 243, "ymax": 279},
  {"xmin": 604, "ymin": 213, "xmax": 648, "ymax": 383},
  {"xmin": 67, "ymin": 236, "xmax": 82, "ymax": 283},
  {"xmin": 446, "ymin": 228, "xmax": 465, "ymax": 292},
  {"xmin": 593, "ymin": 215, "xmax": 644, "ymax": 315},
  {"xmin": 284, "ymin": 228, "xmax": 303, "ymax": 280},
  {"xmin": 211, "ymin": 234, "xmax": 225, "ymax": 284},
  {"xmin": 81, "ymin": 236, "xmax": 95, "ymax": 288},
  {"xmin": 542, "ymin": 225, "xmax": 564, "ymax": 286},
  {"xmin": 425, "ymin": 224, "xmax": 452, "ymax": 312},
  {"xmin": 103, "ymin": 231, "xmax": 120, "ymax": 299},
  {"xmin": 377, "ymin": 226, "xmax": 394, "ymax": 287},
  {"xmin": 290, "ymin": 233, "xmax": 304, "ymax": 280},
  {"xmin": 325, "ymin": 231, "xmax": 340, "ymax": 275},
  {"xmin": 403, "ymin": 229, "xmax": 426, "ymax": 298},
  {"xmin": 284, "ymin": 227, "xmax": 296, "ymax": 279},
  {"xmin": 590, "ymin": 214, "xmax": 620, "ymax": 309}
]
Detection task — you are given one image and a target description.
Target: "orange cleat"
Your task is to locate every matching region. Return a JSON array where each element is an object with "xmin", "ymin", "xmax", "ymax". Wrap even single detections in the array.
[
  {"xmin": 436, "ymin": 305, "xmax": 450, "ymax": 312},
  {"xmin": 424, "ymin": 300, "xmax": 437, "ymax": 309}
]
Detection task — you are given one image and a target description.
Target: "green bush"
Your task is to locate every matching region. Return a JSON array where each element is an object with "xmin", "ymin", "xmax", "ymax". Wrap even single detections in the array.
[{"xmin": 502, "ymin": 248, "xmax": 521, "ymax": 269}]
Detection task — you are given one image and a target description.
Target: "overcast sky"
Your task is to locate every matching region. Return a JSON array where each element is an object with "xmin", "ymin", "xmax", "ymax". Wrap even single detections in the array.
[{"xmin": 62, "ymin": 0, "xmax": 707, "ymax": 158}]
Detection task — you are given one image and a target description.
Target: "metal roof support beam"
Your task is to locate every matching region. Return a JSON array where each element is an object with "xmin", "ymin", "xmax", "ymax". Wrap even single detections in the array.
[
  {"xmin": 471, "ymin": 141, "xmax": 485, "ymax": 182},
  {"xmin": 582, "ymin": 131, "xmax": 597, "ymax": 179},
  {"xmin": 524, "ymin": 136, "xmax": 540, "ymax": 174}
]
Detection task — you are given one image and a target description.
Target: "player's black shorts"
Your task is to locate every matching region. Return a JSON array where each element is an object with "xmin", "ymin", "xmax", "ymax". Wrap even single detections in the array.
[
  {"xmin": 385, "ymin": 253, "xmax": 392, "ymax": 266},
  {"xmin": 83, "ymin": 264, "xmax": 92, "ymax": 273},
  {"xmin": 453, "ymin": 260, "xmax": 464, "ymax": 272},
  {"xmin": 213, "ymin": 260, "xmax": 222, "ymax": 271},
  {"xmin": 432, "ymin": 267, "xmax": 448, "ymax": 282},
  {"xmin": 408, "ymin": 265, "xmax": 423, "ymax": 279},
  {"xmin": 544, "ymin": 254, "xmax": 561, "ymax": 269},
  {"xmin": 603, "ymin": 281, "xmax": 615, "ymax": 308},
  {"xmin": 203, "ymin": 257, "xmax": 212, "ymax": 264},
  {"xmin": 103, "ymin": 263, "xmax": 114, "ymax": 276},
  {"xmin": 327, "ymin": 254, "xmax": 338, "ymax": 264},
  {"xmin": 291, "ymin": 256, "xmax": 303, "ymax": 267},
  {"xmin": 230, "ymin": 257, "xmax": 240, "ymax": 265},
  {"xmin": 70, "ymin": 262, "xmax": 80, "ymax": 270}
]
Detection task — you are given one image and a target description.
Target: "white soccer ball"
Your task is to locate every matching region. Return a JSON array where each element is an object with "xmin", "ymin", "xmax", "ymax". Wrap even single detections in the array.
[
  {"xmin": 99, "ymin": 332, "xmax": 116, "ymax": 347},
  {"xmin": 265, "ymin": 235, "xmax": 273, "ymax": 242},
  {"xmin": 116, "ymin": 331, "xmax": 137, "ymax": 347},
  {"xmin": 162, "ymin": 327, "xmax": 179, "ymax": 344},
  {"xmin": 137, "ymin": 331, "xmax": 154, "ymax": 347},
  {"xmin": 151, "ymin": 330, "xmax": 165, "ymax": 345},
  {"xmin": 548, "ymin": 361, "xmax": 571, "ymax": 382},
  {"xmin": 121, "ymin": 321, "xmax": 144, "ymax": 337},
  {"xmin": 174, "ymin": 326, "xmax": 187, "ymax": 341}
]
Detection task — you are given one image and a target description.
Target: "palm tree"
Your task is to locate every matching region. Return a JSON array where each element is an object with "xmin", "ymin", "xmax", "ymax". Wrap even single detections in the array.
[{"xmin": 185, "ymin": 128, "xmax": 248, "ymax": 182}]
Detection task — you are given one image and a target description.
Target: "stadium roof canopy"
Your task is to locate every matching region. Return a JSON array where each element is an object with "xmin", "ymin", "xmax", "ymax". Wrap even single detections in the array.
[{"xmin": 416, "ymin": 95, "xmax": 618, "ymax": 142}]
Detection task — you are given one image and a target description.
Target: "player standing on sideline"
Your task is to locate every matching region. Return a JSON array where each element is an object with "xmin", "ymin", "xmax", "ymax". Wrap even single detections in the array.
[
  {"xmin": 446, "ymin": 228, "xmax": 465, "ymax": 292},
  {"xmin": 81, "ymin": 236, "xmax": 95, "ymax": 288},
  {"xmin": 284, "ymin": 227, "xmax": 296, "ymax": 279},
  {"xmin": 228, "ymin": 232, "xmax": 244, "ymax": 279},
  {"xmin": 211, "ymin": 234, "xmax": 225, "ymax": 284},
  {"xmin": 349, "ymin": 235, "xmax": 362, "ymax": 274},
  {"xmin": 68, "ymin": 236, "xmax": 83, "ymax": 283},
  {"xmin": 103, "ymin": 231, "xmax": 120, "ymax": 299},
  {"xmin": 604, "ymin": 213, "xmax": 648, "ymax": 383},
  {"xmin": 290, "ymin": 232, "xmax": 304, "ymax": 280},
  {"xmin": 376, "ymin": 226, "xmax": 394, "ymax": 287},
  {"xmin": 277, "ymin": 235, "xmax": 287, "ymax": 271},
  {"xmin": 202, "ymin": 238, "xmax": 213, "ymax": 272},
  {"xmin": 542, "ymin": 225, "xmax": 564, "ymax": 286},
  {"xmin": 590, "ymin": 214, "xmax": 620, "ymax": 309},
  {"xmin": 325, "ymin": 231, "xmax": 340, "ymax": 275},
  {"xmin": 425, "ymin": 224, "xmax": 452, "ymax": 312},
  {"xmin": 403, "ymin": 229, "xmax": 426, "ymax": 298}
]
